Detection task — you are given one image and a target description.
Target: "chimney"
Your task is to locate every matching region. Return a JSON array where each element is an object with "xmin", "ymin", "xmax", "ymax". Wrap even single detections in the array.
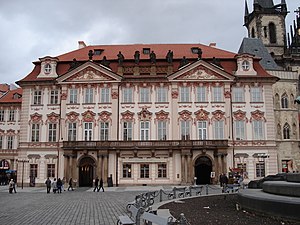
[
  {"xmin": 78, "ymin": 41, "xmax": 87, "ymax": 49},
  {"xmin": 209, "ymin": 43, "xmax": 217, "ymax": 48}
]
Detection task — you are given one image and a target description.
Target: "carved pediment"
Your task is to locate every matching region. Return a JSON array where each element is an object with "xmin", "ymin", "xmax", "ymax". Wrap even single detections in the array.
[
  {"xmin": 212, "ymin": 110, "xmax": 225, "ymax": 121},
  {"xmin": 138, "ymin": 108, "xmax": 153, "ymax": 120},
  {"xmin": 67, "ymin": 67, "xmax": 113, "ymax": 82},
  {"xmin": 82, "ymin": 110, "xmax": 96, "ymax": 122},
  {"xmin": 66, "ymin": 111, "xmax": 79, "ymax": 122},
  {"xmin": 177, "ymin": 65, "xmax": 219, "ymax": 80},
  {"xmin": 179, "ymin": 110, "xmax": 192, "ymax": 121},
  {"xmin": 121, "ymin": 110, "xmax": 134, "ymax": 121},
  {"xmin": 98, "ymin": 111, "xmax": 112, "ymax": 122},
  {"xmin": 155, "ymin": 110, "xmax": 169, "ymax": 120},
  {"xmin": 195, "ymin": 109, "xmax": 210, "ymax": 121},
  {"xmin": 233, "ymin": 110, "xmax": 247, "ymax": 121}
]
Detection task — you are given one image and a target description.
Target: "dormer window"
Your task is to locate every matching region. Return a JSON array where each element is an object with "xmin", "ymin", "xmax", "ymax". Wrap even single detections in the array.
[
  {"xmin": 191, "ymin": 47, "xmax": 200, "ymax": 54},
  {"xmin": 242, "ymin": 60, "xmax": 250, "ymax": 71},
  {"xmin": 94, "ymin": 49, "xmax": 103, "ymax": 55},
  {"xmin": 143, "ymin": 48, "xmax": 150, "ymax": 54},
  {"xmin": 44, "ymin": 64, "xmax": 52, "ymax": 74}
]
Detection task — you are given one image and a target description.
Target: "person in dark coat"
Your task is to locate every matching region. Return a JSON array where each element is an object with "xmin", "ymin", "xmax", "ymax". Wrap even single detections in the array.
[
  {"xmin": 45, "ymin": 177, "xmax": 51, "ymax": 194},
  {"xmin": 68, "ymin": 178, "xmax": 74, "ymax": 191},
  {"xmin": 98, "ymin": 178, "xmax": 104, "ymax": 192},
  {"xmin": 57, "ymin": 178, "xmax": 62, "ymax": 193},
  {"xmin": 94, "ymin": 177, "xmax": 99, "ymax": 192}
]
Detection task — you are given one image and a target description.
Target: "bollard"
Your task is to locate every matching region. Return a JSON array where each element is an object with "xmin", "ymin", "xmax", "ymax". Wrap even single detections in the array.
[
  {"xmin": 206, "ymin": 184, "xmax": 208, "ymax": 195},
  {"xmin": 173, "ymin": 188, "xmax": 176, "ymax": 199},
  {"xmin": 159, "ymin": 189, "xmax": 163, "ymax": 202}
]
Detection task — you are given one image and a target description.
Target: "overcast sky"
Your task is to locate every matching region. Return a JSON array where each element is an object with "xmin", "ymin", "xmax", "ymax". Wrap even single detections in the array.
[{"xmin": 0, "ymin": 0, "xmax": 298, "ymax": 84}]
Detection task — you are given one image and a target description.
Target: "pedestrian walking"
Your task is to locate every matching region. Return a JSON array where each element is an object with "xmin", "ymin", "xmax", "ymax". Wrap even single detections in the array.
[
  {"xmin": 8, "ymin": 179, "xmax": 14, "ymax": 194},
  {"xmin": 52, "ymin": 178, "xmax": 57, "ymax": 193},
  {"xmin": 93, "ymin": 176, "xmax": 99, "ymax": 192},
  {"xmin": 68, "ymin": 178, "xmax": 74, "ymax": 191},
  {"xmin": 45, "ymin": 177, "xmax": 51, "ymax": 194},
  {"xmin": 12, "ymin": 179, "xmax": 17, "ymax": 193},
  {"xmin": 57, "ymin": 178, "xmax": 62, "ymax": 193},
  {"xmin": 62, "ymin": 177, "xmax": 65, "ymax": 191},
  {"xmin": 98, "ymin": 178, "xmax": 104, "ymax": 192}
]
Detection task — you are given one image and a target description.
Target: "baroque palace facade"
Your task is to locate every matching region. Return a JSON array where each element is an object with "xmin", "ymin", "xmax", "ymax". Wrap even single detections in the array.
[{"xmin": 1, "ymin": 42, "xmax": 279, "ymax": 187}]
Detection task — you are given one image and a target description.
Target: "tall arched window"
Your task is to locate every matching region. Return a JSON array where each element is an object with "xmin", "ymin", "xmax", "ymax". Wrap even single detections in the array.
[
  {"xmin": 251, "ymin": 28, "xmax": 255, "ymax": 38},
  {"xmin": 269, "ymin": 23, "xmax": 277, "ymax": 44},
  {"xmin": 283, "ymin": 123, "xmax": 290, "ymax": 139},
  {"xmin": 281, "ymin": 94, "xmax": 288, "ymax": 108}
]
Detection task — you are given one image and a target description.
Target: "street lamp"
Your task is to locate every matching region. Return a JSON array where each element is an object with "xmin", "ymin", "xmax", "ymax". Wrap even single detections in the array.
[{"xmin": 17, "ymin": 159, "xmax": 29, "ymax": 189}]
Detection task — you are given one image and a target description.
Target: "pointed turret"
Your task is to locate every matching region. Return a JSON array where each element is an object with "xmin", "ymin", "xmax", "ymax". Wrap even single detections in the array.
[
  {"xmin": 244, "ymin": 0, "xmax": 249, "ymax": 25},
  {"xmin": 281, "ymin": 0, "xmax": 287, "ymax": 12}
]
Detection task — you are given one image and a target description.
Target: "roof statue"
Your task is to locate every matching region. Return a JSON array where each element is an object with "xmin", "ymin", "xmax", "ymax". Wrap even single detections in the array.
[
  {"xmin": 101, "ymin": 56, "xmax": 110, "ymax": 68},
  {"xmin": 198, "ymin": 48, "xmax": 203, "ymax": 60},
  {"xmin": 117, "ymin": 51, "xmax": 125, "ymax": 66},
  {"xmin": 166, "ymin": 50, "xmax": 173, "ymax": 64},
  {"xmin": 134, "ymin": 51, "xmax": 140, "ymax": 65},
  {"xmin": 179, "ymin": 56, "xmax": 188, "ymax": 68},
  {"xmin": 69, "ymin": 58, "xmax": 79, "ymax": 70},
  {"xmin": 88, "ymin": 50, "xmax": 94, "ymax": 60},
  {"xmin": 150, "ymin": 51, "xmax": 156, "ymax": 64}
]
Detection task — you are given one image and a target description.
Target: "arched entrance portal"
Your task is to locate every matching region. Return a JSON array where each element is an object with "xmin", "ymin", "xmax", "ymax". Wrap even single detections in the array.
[
  {"xmin": 195, "ymin": 156, "xmax": 212, "ymax": 185},
  {"xmin": 79, "ymin": 157, "xmax": 95, "ymax": 187}
]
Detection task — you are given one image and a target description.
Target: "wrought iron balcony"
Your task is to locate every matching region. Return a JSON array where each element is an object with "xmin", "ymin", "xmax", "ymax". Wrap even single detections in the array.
[{"xmin": 62, "ymin": 140, "xmax": 228, "ymax": 150}]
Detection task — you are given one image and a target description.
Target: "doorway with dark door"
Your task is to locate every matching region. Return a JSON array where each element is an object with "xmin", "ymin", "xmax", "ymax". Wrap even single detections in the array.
[
  {"xmin": 79, "ymin": 157, "xmax": 95, "ymax": 187},
  {"xmin": 194, "ymin": 156, "xmax": 212, "ymax": 185}
]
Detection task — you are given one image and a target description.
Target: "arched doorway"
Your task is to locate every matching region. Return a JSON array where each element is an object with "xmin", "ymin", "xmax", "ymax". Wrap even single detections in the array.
[
  {"xmin": 79, "ymin": 157, "xmax": 95, "ymax": 187},
  {"xmin": 194, "ymin": 156, "xmax": 212, "ymax": 185}
]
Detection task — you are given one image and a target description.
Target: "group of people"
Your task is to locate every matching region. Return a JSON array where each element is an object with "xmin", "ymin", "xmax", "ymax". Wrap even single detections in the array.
[
  {"xmin": 45, "ymin": 177, "xmax": 74, "ymax": 194},
  {"xmin": 93, "ymin": 177, "xmax": 104, "ymax": 192}
]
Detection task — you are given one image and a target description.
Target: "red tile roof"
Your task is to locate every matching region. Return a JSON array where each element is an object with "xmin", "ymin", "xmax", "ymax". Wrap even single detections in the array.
[
  {"xmin": 0, "ymin": 84, "xmax": 9, "ymax": 93},
  {"xmin": 0, "ymin": 88, "xmax": 22, "ymax": 104}
]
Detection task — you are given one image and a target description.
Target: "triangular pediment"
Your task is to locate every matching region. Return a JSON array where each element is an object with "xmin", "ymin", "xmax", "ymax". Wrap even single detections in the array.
[
  {"xmin": 56, "ymin": 61, "xmax": 122, "ymax": 83},
  {"xmin": 168, "ymin": 60, "xmax": 235, "ymax": 81}
]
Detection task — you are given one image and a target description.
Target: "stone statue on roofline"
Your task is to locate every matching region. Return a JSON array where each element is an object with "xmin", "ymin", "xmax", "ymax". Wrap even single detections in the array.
[
  {"xmin": 101, "ymin": 56, "xmax": 110, "ymax": 68},
  {"xmin": 179, "ymin": 56, "xmax": 189, "ymax": 68},
  {"xmin": 134, "ymin": 51, "xmax": 140, "ymax": 64},
  {"xmin": 198, "ymin": 48, "xmax": 203, "ymax": 60},
  {"xmin": 88, "ymin": 50, "xmax": 94, "ymax": 60},
  {"xmin": 166, "ymin": 50, "xmax": 173, "ymax": 64},
  {"xmin": 69, "ymin": 58, "xmax": 79, "ymax": 70},
  {"xmin": 150, "ymin": 51, "xmax": 156, "ymax": 64},
  {"xmin": 117, "ymin": 51, "xmax": 124, "ymax": 66}
]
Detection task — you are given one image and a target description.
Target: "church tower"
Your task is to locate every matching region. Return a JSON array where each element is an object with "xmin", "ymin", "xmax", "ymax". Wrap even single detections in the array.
[{"xmin": 244, "ymin": 0, "xmax": 288, "ymax": 64}]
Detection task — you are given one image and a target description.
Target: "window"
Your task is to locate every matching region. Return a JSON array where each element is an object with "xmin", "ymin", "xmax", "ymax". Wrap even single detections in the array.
[
  {"xmin": 251, "ymin": 28, "xmax": 255, "ymax": 38},
  {"xmin": 233, "ymin": 87, "xmax": 245, "ymax": 102},
  {"xmin": 48, "ymin": 123, "xmax": 57, "ymax": 142},
  {"xmin": 68, "ymin": 123, "xmax": 77, "ymax": 141},
  {"xmin": 7, "ymin": 136, "xmax": 13, "ymax": 149},
  {"xmin": 100, "ymin": 122, "xmax": 109, "ymax": 140},
  {"xmin": 156, "ymin": 87, "xmax": 167, "ymax": 102},
  {"xmin": 281, "ymin": 94, "xmax": 288, "ymax": 108},
  {"xmin": 8, "ymin": 110, "xmax": 15, "ymax": 121},
  {"xmin": 196, "ymin": 86, "xmax": 206, "ymax": 102},
  {"xmin": 47, "ymin": 164, "xmax": 55, "ymax": 178},
  {"xmin": 123, "ymin": 164, "xmax": 132, "ymax": 178},
  {"xmin": 143, "ymin": 48, "xmax": 150, "ymax": 54},
  {"xmin": 256, "ymin": 162, "xmax": 265, "ymax": 177},
  {"xmin": 94, "ymin": 49, "xmax": 103, "ymax": 55},
  {"xmin": 237, "ymin": 163, "xmax": 247, "ymax": 173},
  {"xmin": 140, "ymin": 87, "xmax": 150, "ymax": 103},
  {"xmin": 31, "ymin": 124, "xmax": 40, "ymax": 142},
  {"xmin": 251, "ymin": 87, "xmax": 262, "ymax": 102},
  {"xmin": 44, "ymin": 64, "xmax": 52, "ymax": 74},
  {"xmin": 30, "ymin": 164, "xmax": 38, "ymax": 178},
  {"xmin": 180, "ymin": 87, "xmax": 190, "ymax": 102},
  {"xmin": 50, "ymin": 90, "xmax": 59, "ymax": 104},
  {"xmin": 158, "ymin": 163, "xmax": 167, "ymax": 178},
  {"xmin": 269, "ymin": 22, "xmax": 276, "ymax": 44},
  {"xmin": 253, "ymin": 120, "xmax": 264, "ymax": 140},
  {"xmin": 69, "ymin": 89, "xmax": 78, "ymax": 104},
  {"xmin": 33, "ymin": 90, "xmax": 42, "ymax": 105},
  {"xmin": 198, "ymin": 121, "xmax": 207, "ymax": 140},
  {"xmin": 100, "ymin": 87, "xmax": 110, "ymax": 103},
  {"xmin": 84, "ymin": 122, "xmax": 93, "ymax": 141},
  {"xmin": 140, "ymin": 121, "xmax": 150, "ymax": 140},
  {"xmin": 213, "ymin": 120, "xmax": 224, "ymax": 139},
  {"xmin": 241, "ymin": 61, "xmax": 250, "ymax": 71},
  {"xmin": 123, "ymin": 87, "xmax": 133, "ymax": 103},
  {"xmin": 140, "ymin": 164, "xmax": 149, "ymax": 178},
  {"xmin": 85, "ymin": 88, "xmax": 94, "ymax": 103},
  {"xmin": 0, "ymin": 136, "xmax": 2, "ymax": 148},
  {"xmin": 235, "ymin": 120, "xmax": 245, "ymax": 140},
  {"xmin": 157, "ymin": 121, "xmax": 167, "ymax": 140},
  {"xmin": 123, "ymin": 122, "xmax": 133, "ymax": 141},
  {"xmin": 212, "ymin": 86, "xmax": 223, "ymax": 102},
  {"xmin": 181, "ymin": 120, "xmax": 190, "ymax": 140},
  {"xmin": 0, "ymin": 110, "xmax": 4, "ymax": 121},
  {"xmin": 283, "ymin": 123, "xmax": 290, "ymax": 140}
]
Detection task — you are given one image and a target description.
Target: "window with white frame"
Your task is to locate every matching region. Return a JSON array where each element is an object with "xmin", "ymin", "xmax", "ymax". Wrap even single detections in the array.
[
  {"xmin": 251, "ymin": 87, "xmax": 262, "ymax": 102},
  {"xmin": 8, "ymin": 110, "xmax": 15, "ymax": 121},
  {"xmin": 235, "ymin": 120, "xmax": 245, "ymax": 140},
  {"xmin": 7, "ymin": 136, "xmax": 13, "ymax": 149},
  {"xmin": 156, "ymin": 87, "xmax": 167, "ymax": 102},
  {"xmin": 232, "ymin": 87, "xmax": 245, "ymax": 102},
  {"xmin": 198, "ymin": 121, "xmax": 207, "ymax": 140},
  {"xmin": 123, "ymin": 164, "xmax": 132, "ymax": 178},
  {"xmin": 281, "ymin": 94, "xmax": 288, "ymax": 109},
  {"xmin": 140, "ymin": 87, "xmax": 150, "ymax": 103},
  {"xmin": 50, "ymin": 90, "xmax": 59, "ymax": 104},
  {"xmin": 196, "ymin": 86, "xmax": 207, "ymax": 102},
  {"xmin": 213, "ymin": 120, "xmax": 224, "ymax": 139},
  {"xmin": 158, "ymin": 163, "xmax": 167, "ymax": 178},
  {"xmin": 48, "ymin": 123, "xmax": 57, "ymax": 142},
  {"xmin": 140, "ymin": 164, "xmax": 150, "ymax": 178},
  {"xmin": 140, "ymin": 121, "xmax": 150, "ymax": 140},
  {"xmin": 181, "ymin": 120, "xmax": 190, "ymax": 140},
  {"xmin": 100, "ymin": 122, "xmax": 109, "ymax": 140},
  {"xmin": 47, "ymin": 164, "xmax": 55, "ymax": 178},
  {"xmin": 100, "ymin": 87, "xmax": 110, "ymax": 103},
  {"xmin": 157, "ymin": 120, "xmax": 167, "ymax": 140},
  {"xmin": 84, "ymin": 122, "xmax": 93, "ymax": 141},
  {"xmin": 123, "ymin": 87, "xmax": 133, "ymax": 103},
  {"xmin": 0, "ymin": 110, "xmax": 4, "ymax": 122},
  {"xmin": 33, "ymin": 90, "xmax": 42, "ymax": 105},
  {"xmin": 253, "ymin": 120, "xmax": 264, "ymax": 140},
  {"xmin": 31, "ymin": 124, "xmax": 40, "ymax": 142},
  {"xmin": 30, "ymin": 164, "xmax": 38, "ymax": 178},
  {"xmin": 123, "ymin": 121, "xmax": 133, "ymax": 141},
  {"xmin": 68, "ymin": 123, "xmax": 77, "ymax": 141},
  {"xmin": 212, "ymin": 86, "xmax": 223, "ymax": 102},
  {"xmin": 256, "ymin": 162, "xmax": 265, "ymax": 177},
  {"xmin": 180, "ymin": 86, "xmax": 190, "ymax": 102},
  {"xmin": 85, "ymin": 88, "xmax": 94, "ymax": 103},
  {"xmin": 283, "ymin": 123, "xmax": 290, "ymax": 140},
  {"xmin": 69, "ymin": 89, "xmax": 78, "ymax": 104}
]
